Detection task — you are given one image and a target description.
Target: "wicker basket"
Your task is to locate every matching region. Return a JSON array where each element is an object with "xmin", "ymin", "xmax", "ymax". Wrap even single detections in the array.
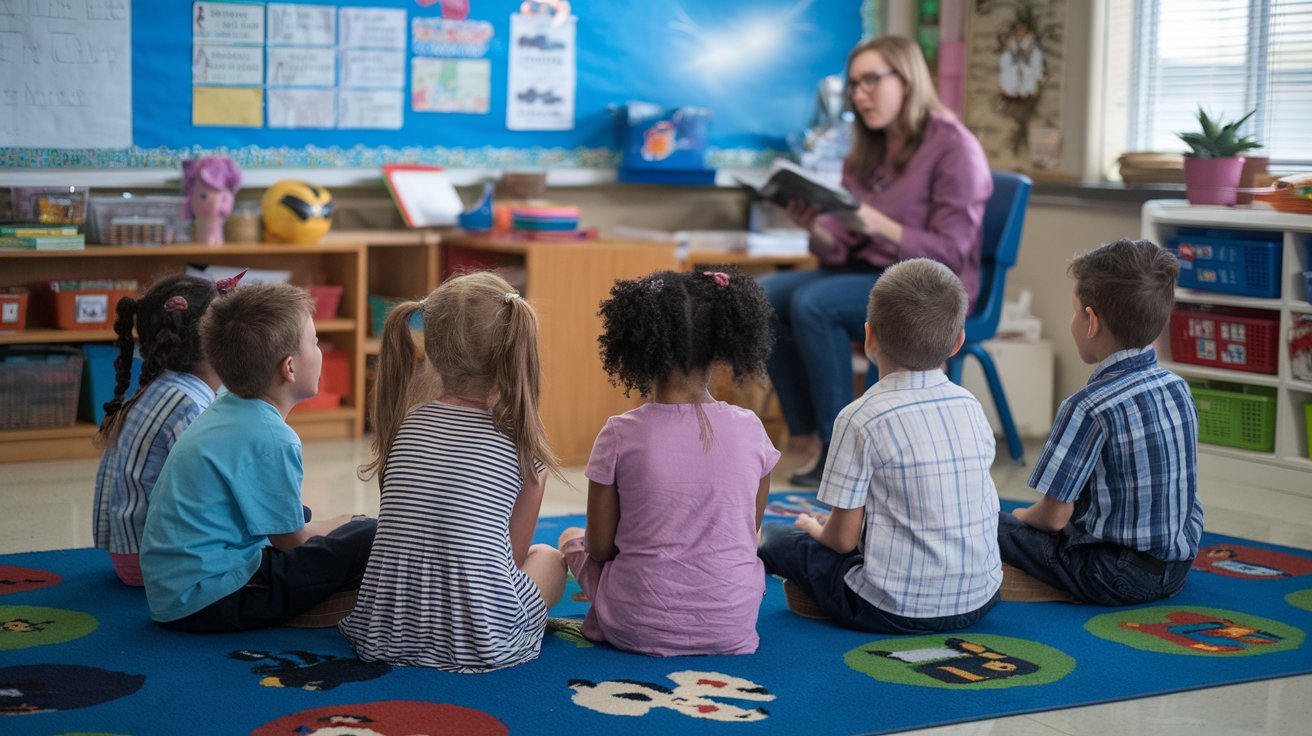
[{"xmin": 0, "ymin": 346, "xmax": 83, "ymax": 429}]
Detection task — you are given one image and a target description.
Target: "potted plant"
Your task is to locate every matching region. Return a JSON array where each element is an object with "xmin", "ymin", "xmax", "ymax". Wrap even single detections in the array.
[{"xmin": 1177, "ymin": 107, "xmax": 1262, "ymax": 206}]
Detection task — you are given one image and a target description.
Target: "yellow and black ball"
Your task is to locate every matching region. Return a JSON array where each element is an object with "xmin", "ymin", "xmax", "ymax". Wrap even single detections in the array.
[{"xmin": 261, "ymin": 180, "xmax": 334, "ymax": 244}]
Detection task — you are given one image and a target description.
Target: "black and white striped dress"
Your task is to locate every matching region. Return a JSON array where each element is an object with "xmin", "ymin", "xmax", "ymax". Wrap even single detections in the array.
[{"xmin": 339, "ymin": 401, "xmax": 548, "ymax": 673}]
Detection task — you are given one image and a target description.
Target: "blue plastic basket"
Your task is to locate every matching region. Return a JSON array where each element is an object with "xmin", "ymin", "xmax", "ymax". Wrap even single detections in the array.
[
  {"xmin": 79, "ymin": 343, "xmax": 141, "ymax": 425},
  {"xmin": 1166, "ymin": 229, "xmax": 1282, "ymax": 298}
]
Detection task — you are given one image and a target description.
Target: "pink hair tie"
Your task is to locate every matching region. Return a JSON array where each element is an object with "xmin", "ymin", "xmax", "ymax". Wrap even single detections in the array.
[
  {"xmin": 214, "ymin": 269, "xmax": 247, "ymax": 295},
  {"xmin": 704, "ymin": 271, "xmax": 730, "ymax": 287},
  {"xmin": 163, "ymin": 296, "xmax": 189, "ymax": 312}
]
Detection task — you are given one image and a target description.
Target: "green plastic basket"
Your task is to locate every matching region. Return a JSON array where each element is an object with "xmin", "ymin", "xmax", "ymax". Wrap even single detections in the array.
[
  {"xmin": 1188, "ymin": 381, "xmax": 1277, "ymax": 452},
  {"xmin": 1304, "ymin": 402, "xmax": 1312, "ymax": 459}
]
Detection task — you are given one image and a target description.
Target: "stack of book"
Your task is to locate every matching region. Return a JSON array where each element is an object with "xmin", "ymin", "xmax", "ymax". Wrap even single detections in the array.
[{"xmin": 0, "ymin": 224, "xmax": 85, "ymax": 250}]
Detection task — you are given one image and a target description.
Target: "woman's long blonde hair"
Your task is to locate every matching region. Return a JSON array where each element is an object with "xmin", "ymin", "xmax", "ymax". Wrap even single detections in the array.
[
  {"xmin": 844, "ymin": 35, "xmax": 950, "ymax": 182},
  {"xmin": 361, "ymin": 271, "xmax": 560, "ymax": 484}
]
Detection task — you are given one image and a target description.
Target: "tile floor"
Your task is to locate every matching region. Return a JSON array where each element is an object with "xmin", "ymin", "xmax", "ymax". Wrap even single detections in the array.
[{"xmin": 3, "ymin": 437, "xmax": 1311, "ymax": 735}]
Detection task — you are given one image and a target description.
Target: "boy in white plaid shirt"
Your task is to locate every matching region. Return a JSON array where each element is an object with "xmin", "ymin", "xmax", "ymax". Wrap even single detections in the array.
[{"xmin": 758, "ymin": 259, "xmax": 1002, "ymax": 632}]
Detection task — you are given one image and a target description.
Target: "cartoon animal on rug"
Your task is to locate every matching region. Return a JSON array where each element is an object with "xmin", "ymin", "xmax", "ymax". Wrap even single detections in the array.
[
  {"xmin": 1, "ymin": 617, "xmax": 53, "ymax": 634},
  {"xmin": 251, "ymin": 700, "xmax": 507, "ymax": 736},
  {"xmin": 229, "ymin": 649, "xmax": 392, "ymax": 691},
  {"xmin": 1119, "ymin": 611, "xmax": 1283, "ymax": 653},
  {"xmin": 568, "ymin": 670, "xmax": 774, "ymax": 722},
  {"xmin": 1193, "ymin": 545, "xmax": 1312, "ymax": 579},
  {"xmin": 0, "ymin": 664, "xmax": 144, "ymax": 715},
  {"xmin": 867, "ymin": 638, "xmax": 1041, "ymax": 684}
]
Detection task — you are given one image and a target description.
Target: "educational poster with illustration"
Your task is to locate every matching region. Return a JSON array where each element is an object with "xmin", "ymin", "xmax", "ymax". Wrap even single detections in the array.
[
  {"xmin": 964, "ymin": 0, "xmax": 1066, "ymax": 172},
  {"xmin": 409, "ymin": 14, "xmax": 494, "ymax": 114},
  {"xmin": 505, "ymin": 12, "xmax": 576, "ymax": 131}
]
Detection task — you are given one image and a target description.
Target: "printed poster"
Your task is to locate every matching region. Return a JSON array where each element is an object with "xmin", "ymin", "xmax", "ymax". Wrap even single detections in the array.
[
  {"xmin": 193, "ymin": 45, "xmax": 264, "ymax": 86},
  {"xmin": 340, "ymin": 7, "xmax": 406, "ymax": 49},
  {"xmin": 266, "ymin": 3, "xmax": 335, "ymax": 46},
  {"xmin": 267, "ymin": 88, "xmax": 335, "ymax": 128},
  {"xmin": 412, "ymin": 58, "xmax": 490, "ymax": 114},
  {"xmin": 505, "ymin": 14, "xmax": 576, "ymax": 131},
  {"xmin": 340, "ymin": 89, "xmax": 404, "ymax": 129},
  {"xmin": 267, "ymin": 47, "xmax": 336, "ymax": 87},
  {"xmin": 411, "ymin": 17, "xmax": 495, "ymax": 58}
]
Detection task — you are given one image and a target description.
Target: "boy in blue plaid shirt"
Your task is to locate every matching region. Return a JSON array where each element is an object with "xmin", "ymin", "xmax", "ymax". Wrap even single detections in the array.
[{"xmin": 999, "ymin": 238, "xmax": 1201, "ymax": 605}]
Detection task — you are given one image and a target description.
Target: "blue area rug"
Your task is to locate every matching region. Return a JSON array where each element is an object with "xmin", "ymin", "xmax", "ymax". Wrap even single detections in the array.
[{"xmin": 3, "ymin": 495, "xmax": 1312, "ymax": 735}]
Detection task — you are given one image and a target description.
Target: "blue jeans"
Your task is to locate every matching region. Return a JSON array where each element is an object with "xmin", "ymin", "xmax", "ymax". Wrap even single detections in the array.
[
  {"xmin": 997, "ymin": 512, "xmax": 1191, "ymax": 606},
  {"xmin": 757, "ymin": 522, "xmax": 999, "ymax": 634},
  {"xmin": 761, "ymin": 268, "xmax": 881, "ymax": 444}
]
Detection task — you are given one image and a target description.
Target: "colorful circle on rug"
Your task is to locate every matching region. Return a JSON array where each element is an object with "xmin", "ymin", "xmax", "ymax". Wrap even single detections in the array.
[
  {"xmin": 844, "ymin": 634, "xmax": 1075, "ymax": 689},
  {"xmin": 0, "ymin": 606, "xmax": 97, "ymax": 651},
  {"xmin": 252, "ymin": 701, "xmax": 507, "ymax": 735},
  {"xmin": 1192, "ymin": 545, "xmax": 1312, "ymax": 579},
  {"xmin": 0, "ymin": 664, "xmax": 145, "ymax": 715},
  {"xmin": 1085, "ymin": 605, "xmax": 1304, "ymax": 656},
  {"xmin": 0, "ymin": 566, "xmax": 61, "ymax": 595},
  {"xmin": 1285, "ymin": 589, "xmax": 1312, "ymax": 612}
]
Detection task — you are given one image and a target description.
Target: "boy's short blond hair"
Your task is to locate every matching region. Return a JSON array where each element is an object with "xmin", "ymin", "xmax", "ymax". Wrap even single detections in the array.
[
  {"xmin": 1069, "ymin": 238, "xmax": 1178, "ymax": 349},
  {"xmin": 867, "ymin": 259, "xmax": 967, "ymax": 370},
  {"xmin": 200, "ymin": 282, "xmax": 315, "ymax": 398}
]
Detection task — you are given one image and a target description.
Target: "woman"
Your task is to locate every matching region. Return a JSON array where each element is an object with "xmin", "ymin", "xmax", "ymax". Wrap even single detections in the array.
[{"xmin": 764, "ymin": 35, "xmax": 992, "ymax": 487}]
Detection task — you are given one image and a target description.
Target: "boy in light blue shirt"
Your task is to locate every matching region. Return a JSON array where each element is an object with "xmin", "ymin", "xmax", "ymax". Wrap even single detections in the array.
[{"xmin": 141, "ymin": 282, "xmax": 376, "ymax": 631}]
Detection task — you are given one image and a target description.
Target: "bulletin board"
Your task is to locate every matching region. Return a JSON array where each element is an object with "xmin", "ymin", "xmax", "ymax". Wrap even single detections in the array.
[{"xmin": 1, "ymin": 0, "xmax": 864, "ymax": 171}]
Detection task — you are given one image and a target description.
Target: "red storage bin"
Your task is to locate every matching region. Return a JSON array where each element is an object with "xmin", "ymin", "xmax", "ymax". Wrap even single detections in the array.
[
  {"xmin": 1169, "ymin": 305, "xmax": 1278, "ymax": 375},
  {"xmin": 0, "ymin": 288, "xmax": 28, "ymax": 332},
  {"xmin": 47, "ymin": 280, "xmax": 138, "ymax": 330}
]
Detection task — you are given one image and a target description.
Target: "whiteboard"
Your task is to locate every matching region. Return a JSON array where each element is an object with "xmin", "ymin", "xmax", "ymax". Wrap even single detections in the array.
[{"xmin": 0, "ymin": 0, "xmax": 132, "ymax": 148}]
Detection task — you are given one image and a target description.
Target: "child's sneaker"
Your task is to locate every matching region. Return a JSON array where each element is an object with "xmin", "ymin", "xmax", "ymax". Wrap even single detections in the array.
[
  {"xmin": 285, "ymin": 589, "xmax": 359, "ymax": 627},
  {"xmin": 782, "ymin": 579, "xmax": 830, "ymax": 620},
  {"xmin": 1000, "ymin": 564, "xmax": 1080, "ymax": 603}
]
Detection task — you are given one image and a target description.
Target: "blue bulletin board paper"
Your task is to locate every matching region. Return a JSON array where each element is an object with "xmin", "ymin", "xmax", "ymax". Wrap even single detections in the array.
[{"xmin": 2, "ymin": 0, "xmax": 861, "ymax": 172}]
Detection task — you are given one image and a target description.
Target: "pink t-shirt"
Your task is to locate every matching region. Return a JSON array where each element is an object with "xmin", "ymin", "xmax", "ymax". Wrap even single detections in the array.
[{"xmin": 580, "ymin": 401, "xmax": 780, "ymax": 656}]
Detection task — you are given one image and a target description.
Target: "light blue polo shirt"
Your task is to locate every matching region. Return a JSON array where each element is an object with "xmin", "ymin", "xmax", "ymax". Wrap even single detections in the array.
[{"xmin": 140, "ymin": 391, "xmax": 305, "ymax": 622}]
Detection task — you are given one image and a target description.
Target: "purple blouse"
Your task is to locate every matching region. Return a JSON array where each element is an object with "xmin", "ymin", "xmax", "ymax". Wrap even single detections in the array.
[{"xmin": 817, "ymin": 113, "xmax": 992, "ymax": 304}]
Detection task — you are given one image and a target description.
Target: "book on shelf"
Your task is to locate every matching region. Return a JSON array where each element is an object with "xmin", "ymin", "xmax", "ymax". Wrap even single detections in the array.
[
  {"xmin": 737, "ymin": 159, "xmax": 859, "ymax": 214},
  {"xmin": 0, "ymin": 223, "xmax": 80, "ymax": 237},
  {"xmin": 0, "ymin": 234, "xmax": 86, "ymax": 250}
]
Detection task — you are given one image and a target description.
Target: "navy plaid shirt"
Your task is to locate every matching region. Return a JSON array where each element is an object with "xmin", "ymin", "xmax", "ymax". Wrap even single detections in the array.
[{"xmin": 1029, "ymin": 346, "xmax": 1202, "ymax": 561}]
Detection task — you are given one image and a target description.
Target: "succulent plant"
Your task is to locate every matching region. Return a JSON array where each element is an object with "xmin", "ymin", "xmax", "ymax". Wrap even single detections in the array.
[{"xmin": 1176, "ymin": 108, "xmax": 1262, "ymax": 159}]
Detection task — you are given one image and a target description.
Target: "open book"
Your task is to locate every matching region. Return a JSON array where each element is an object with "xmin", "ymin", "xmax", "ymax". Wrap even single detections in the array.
[{"xmin": 738, "ymin": 159, "xmax": 859, "ymax": 214}]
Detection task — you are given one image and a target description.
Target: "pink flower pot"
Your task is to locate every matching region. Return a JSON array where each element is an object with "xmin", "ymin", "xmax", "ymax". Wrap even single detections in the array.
[{"xmin": 1183, "ymin": 156, "xmax": 1246, "ymax": 206}]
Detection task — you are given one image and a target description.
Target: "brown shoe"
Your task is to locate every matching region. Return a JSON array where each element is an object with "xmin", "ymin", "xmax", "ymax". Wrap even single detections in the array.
[
  {"xmin": 1000, "ymin": 564, "xmax": 1080, "ymax": 603},
  {"xmin": 284, "ymin": 589, "xmax": 359, "ymax": 628},
  {"xmin": 782, "ymin": 579, "xmax": 830, "ymax": 620}
]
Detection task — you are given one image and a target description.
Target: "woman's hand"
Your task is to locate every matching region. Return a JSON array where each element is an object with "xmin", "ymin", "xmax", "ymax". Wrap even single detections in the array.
[
  {"xmin": 852, "ymin": 203, "xmax": 903, "ymax": 243},
  {"xmin": 783, "ymin": 199, "xmax": 823, "ymax": 230}
]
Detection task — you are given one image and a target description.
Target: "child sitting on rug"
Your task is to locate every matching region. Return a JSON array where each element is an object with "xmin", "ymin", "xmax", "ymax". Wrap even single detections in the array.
[
  {"xmin": 557, "ymin": 268, "xmax": 779, "ymax": 656},
  {"xmin": 339, "ymin": 272, "xmax": 567, "ymax": 673},
  {"xmin": 93, "ymin": 275, "xmax": 224, "ymax": 586},
  {"xmin": 758, "ymin": 259, "xmax": 1002, "ymax": 632},
  {"xmin": 998, "ymin": 238, "xmax": 1201, "ymax": 605},
  {"xmin": 139, "ymin": 282, "xmax": 376, "ymax": 632}
]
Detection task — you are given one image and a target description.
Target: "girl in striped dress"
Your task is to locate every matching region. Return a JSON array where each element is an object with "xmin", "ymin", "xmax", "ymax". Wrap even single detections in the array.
[
  {"xmin": 93, "ymin": 275, "xmax": 224, "ymax": 586},
  {"xmin": 340, "ymin": 271, "xmax": 566, "ymax": 673}
]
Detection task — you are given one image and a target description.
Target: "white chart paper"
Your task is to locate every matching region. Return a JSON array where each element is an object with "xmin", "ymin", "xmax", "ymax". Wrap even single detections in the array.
[
  {"xmin": 194, "ymin": 2, "xmax": 265, "ymax": 44},
  {"xmin": 341, "ymin": 49, "xmax": 405, "ymax": 88},
  {"xmin": 267, "ymin": 47, "xmax": 336, "ymax": 87},
  {"xmin": 266, "ymin": 3, "xmax": 335, "ymax": 46},
  {"xmin": 193, "ymin": 44, "xmax": 264, "ymax": 85},
  {"xmin": 339, "ymin": 7, "xmax": 405, "ymax": 49},
  {"xmin": 506, "ymin": 14, "xmax": 575, "ymax": 131},
  {"xmin": 339, "ymin": 89, "xmax": 403, "ymax": 129},
  {"xmin": 267, "ymin": 88, "xmax": 336, "ymax": 128}
]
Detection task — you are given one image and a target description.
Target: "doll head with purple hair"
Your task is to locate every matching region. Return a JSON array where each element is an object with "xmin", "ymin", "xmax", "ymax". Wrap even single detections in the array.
[{"xmin": 182, "ymin": 155, "xmax": 242, "ymax": 244}]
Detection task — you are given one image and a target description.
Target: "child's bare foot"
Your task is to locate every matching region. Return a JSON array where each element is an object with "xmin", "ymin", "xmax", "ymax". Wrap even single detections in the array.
[{"xmin": 558, "ymin": 526, "xmax": 585, "ymax": 549}]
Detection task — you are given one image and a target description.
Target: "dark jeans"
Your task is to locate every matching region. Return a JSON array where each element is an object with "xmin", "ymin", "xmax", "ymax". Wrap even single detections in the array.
[
  {"xmin": 757, "ymin": 522, "xmax": 999, "ymax": 634},
  {"xmin": 761, "ymin": 267, "xmax": 881, "ymax": 444},
  {"xmin": 160, "ymin": 517, "xmax": 377, "ymax": 633},
  {"xmin": 996, "ymin": 511, "xmax": 1191, "ymax": 606}
]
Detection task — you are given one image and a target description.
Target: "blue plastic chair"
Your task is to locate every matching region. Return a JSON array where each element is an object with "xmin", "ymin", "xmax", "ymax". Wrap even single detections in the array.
[{"xmin": 945, "ymin": 171, "xmax": 1033, "ymax": 464}]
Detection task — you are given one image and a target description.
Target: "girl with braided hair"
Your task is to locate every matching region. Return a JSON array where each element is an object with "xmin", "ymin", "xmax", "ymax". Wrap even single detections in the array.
[
  {"xmin": 557, "ymin": 267, "xmax": 780, "ymax": 656},
  {"xmin": 92, "ymin": 274, "xmax": 227, "ymax": 586}
]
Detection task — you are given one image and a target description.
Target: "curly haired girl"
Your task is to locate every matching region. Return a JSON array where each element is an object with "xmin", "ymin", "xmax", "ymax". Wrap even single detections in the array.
[
  {"xmin": 92, "ymin": 274, "xmax": 224, "ymax": 586},
  {"xmin": 557, "ymin": 267, "xmax": 780, "ymax": 656}
]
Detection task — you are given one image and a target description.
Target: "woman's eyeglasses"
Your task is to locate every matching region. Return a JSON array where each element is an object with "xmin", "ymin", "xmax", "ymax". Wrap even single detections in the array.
[{"xmin": 847, "ymin": 69, "xmax": 898, "ymax": 95}]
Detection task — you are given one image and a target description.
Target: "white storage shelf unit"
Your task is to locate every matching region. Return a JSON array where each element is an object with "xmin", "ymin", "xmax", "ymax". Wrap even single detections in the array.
[{"xmin": 1142, "ymin": 200, "xmax": 1312, "ymax": 497}]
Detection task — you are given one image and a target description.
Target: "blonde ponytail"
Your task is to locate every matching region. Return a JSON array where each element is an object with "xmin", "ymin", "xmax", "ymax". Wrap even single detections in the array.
[
  {"xmin": 360, "ymin": 300, "xmax": 432, "ymax": 483},
  {"xmin": 492, "ymin": 294, "xmax": 562, "ymax": 482}
]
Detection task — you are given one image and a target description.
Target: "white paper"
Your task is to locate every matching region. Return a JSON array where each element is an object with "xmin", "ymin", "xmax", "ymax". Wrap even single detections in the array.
[
  {"xmin": 387, "ymin": 169, "xmax": 464, "ymax": 227},
  {"xmin": 411, "ymin": 58, "xmax": 490, "ymax": 114},
  {"xmin": 0, "ymin": 0, "xmax": 132, "ymax": 148},
  {"xmin": 186, "ymin": 264, "xmax": 293, "ymax": 286},
  {"xmin": 340, "ymin": 49, "xmax": 404, "ymax": 88},
  {"xmin": 339, "ymin": 7, "xmax": 405, "ymax": 49},
  {"xmin": 266, "ymin": 3, "xmax": 335, "ymax": 46},
  {"xmin": 192, "ymin": 44, "xmax": 263, "ymax": 85},
  {"xmin": 267, "ymin": 88, "xmax": 336, "ymax": 128},
  {"xmin": 267, "ymin": 47, "xmax": 336, "ymax": 87},
  {"xmin": 339, "ymin": 89, "xmax": 402, "ymax": 129},
  {"xmin": 194, "ymin": 2, "xmax": 264, "ymax": 44},
  {"xmin": 506, "ymin": 14, "xmax": 575, "ymax": 131}
]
